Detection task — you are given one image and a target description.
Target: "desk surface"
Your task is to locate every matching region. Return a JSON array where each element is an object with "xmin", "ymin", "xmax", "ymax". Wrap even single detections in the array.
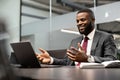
[{"xmin": 14, "ymin": 66, "xmax": 120, "ymax": 80}]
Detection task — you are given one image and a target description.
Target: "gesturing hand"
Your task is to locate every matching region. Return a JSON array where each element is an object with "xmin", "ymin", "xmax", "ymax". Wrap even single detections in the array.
[
  {"xmin": 67, "ymin": 43, "xmax": 88, "ymax": 62},
  {"xmin": 36, "ymin": 48, "xmax": 51, "ymax": 64}
]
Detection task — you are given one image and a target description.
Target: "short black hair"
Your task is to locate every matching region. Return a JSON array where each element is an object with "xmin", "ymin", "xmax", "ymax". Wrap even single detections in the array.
[{"xmin": 77, "ymin": 8, "xmax": 95, "ymax": 19}]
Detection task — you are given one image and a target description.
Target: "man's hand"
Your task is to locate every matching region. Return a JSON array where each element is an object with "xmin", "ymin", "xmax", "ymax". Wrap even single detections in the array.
[
  {"xmin": 36, "ymin": 48, "xmax": 51, "ymax": 64},
  {"xmin": 67, "ymin": 43, "xmax": 88, "ymax": 62}
]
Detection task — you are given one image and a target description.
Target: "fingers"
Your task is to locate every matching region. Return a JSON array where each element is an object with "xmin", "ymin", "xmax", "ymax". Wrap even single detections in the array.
[
  {"xmin": 68, "ymin": 56, "xmax": 76, "ymax": 61},
  {"xmin": 67, "ymin": 42, "xmax": 87, "ymax": 62},
  {"xmin": 36, "ymin": 54, "xmax": 44, "ymax": 61},
  {"xmin": 39, "ymin": 48, "xmax": 46, "ymax": 53},
  {"xmin": 36, "ymin": 53, "xmax": 45, "ymax": 58},
  {"xmin": 78, "ymin": 42, "xmax": 83, "ymax": 51},
  {"xmin": 35, "ymin": 53, "xmax": 41, "ymax": 56},
  {"xmin": 39, "ymin": 57, "xmax": 44, "ymax": 61},
  {"xmin": 39, "ymin": 48, "xmax": 47, "ymax": 53},
  {"xmin": 35, "ymin": 53, "xmax": 38, "ymax": 56},
  {"xmin": 36, "ymin": 53, "xmax": 41, "ymax": 58},
  {"xmin": 69, "ymin": 43, "xmax": 83, "ymax": 55},
  {"xmin": 67, "ymin": 49, "xmax": 76, "ymax": 61},
  {"xmin": 67, "ymin": 49, "xmax": 75, "ymax": 55},
  {"xmin": 70, "ymin": 46, "xmax": 78, "ymax": 53}
]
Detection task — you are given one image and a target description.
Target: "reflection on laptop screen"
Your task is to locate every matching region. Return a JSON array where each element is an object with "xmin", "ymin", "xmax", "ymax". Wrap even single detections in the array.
[{"xmin": 10, "ymin": 42, "xmax": 41, "ymax": 68}]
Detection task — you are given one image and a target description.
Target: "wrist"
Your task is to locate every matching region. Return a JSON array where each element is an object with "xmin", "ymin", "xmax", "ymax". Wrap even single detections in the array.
[
  {"xmin": 49, "ymin": 57, "xmax": 54, "ymax": 64},
  {"xmin": 87, "ymin": 55, "xmax": 95, "ymax": 63}
]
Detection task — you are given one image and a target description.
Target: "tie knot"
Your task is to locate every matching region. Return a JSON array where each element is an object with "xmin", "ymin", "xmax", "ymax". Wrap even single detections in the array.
[{"xmin": 84, "ymin": 37, "xmax": 89, "ymax": 41}]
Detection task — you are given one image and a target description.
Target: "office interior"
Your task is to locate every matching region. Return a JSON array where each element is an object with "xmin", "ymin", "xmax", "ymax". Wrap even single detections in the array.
[
  {"xmin": 21, "ymin": 0, "xmax": 120, "ymax": 58},
  {"xmin": 0, "ymin": 0, "xmax": 120, "ymax": 80},
  {"xmin": 0, "ymin": 0, "xmax": 120, "ymax": 59}
]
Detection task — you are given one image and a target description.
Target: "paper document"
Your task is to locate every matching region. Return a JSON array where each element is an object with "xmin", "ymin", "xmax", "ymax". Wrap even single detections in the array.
[{"xmin": 80, "ymin": 60, "xmax": 120, "ymax": 68}]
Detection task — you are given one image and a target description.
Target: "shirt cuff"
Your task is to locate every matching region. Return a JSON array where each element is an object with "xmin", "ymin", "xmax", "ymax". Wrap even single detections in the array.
[
  {"xmin": 87, "ymin": 55, "xmax": 95, "ymax": 63},
  {"xmin": 49, "ymin": 57, "xmax": 54, "ymax": 64}
]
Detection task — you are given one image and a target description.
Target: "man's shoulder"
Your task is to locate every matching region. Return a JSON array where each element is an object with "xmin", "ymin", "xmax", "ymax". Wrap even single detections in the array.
[
  {"xmin": 72, "ymin": 36, "xmax": 82, "ymax": 40},
  {"xmin": 95, "ymin": 30, "xmax": 114, "ymax": 41},
  {"xmin": 96, "ymin": 30, "xmax": 112, "ymax": 36},
  {"xmin": 70, "ymin": 36, "xmax": 83, "ymax": 44}
]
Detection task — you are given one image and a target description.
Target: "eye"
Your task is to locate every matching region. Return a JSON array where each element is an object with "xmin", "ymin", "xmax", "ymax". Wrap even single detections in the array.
[
  {"xmin": 80, "ymin": 18, "xmax": 86, "ymax": 21},
  {"xmin": 76, "ymin": 20, "xmax": 79, "ymax": 23}
]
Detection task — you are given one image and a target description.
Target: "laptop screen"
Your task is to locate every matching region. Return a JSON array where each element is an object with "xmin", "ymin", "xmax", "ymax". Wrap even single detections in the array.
[{"xmin": 10, "ymin": 42, "xmax": 41, "ymax": 68}]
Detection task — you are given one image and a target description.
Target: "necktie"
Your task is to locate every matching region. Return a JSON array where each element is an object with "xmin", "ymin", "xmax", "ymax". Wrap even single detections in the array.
[
  {"xmin": 82, "ymin": 37, "xmax": 89, "ymax": 52},
  {"xmin": 77, "ymin": 37, "xmax": 88, "ymax": 66}
]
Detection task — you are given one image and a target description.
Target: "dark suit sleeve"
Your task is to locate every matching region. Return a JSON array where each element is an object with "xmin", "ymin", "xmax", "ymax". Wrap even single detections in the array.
[
  {"xmin": 93, "ymin": 34, "xmax": 118, "ymax": 63},
  {"xmin": 52, "ymin": 38, "xmax": 78, "ymax": 66},
  {"xmin": 52, "ymin": 58, "xmax": 68, "ymax": 65}
]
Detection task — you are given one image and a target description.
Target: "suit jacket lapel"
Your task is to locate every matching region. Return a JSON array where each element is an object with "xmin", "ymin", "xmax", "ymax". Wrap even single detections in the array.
[
  {"xmin": 76, "ymin": 36, "xmax": 83, "ymax": 48},
  {"xmin": 80, "ymin": 36, "xmax": 83, "ymax": 42},
  {"xmin": 91, "ymin": 31, "xmax": 100, "ymax": 55}
]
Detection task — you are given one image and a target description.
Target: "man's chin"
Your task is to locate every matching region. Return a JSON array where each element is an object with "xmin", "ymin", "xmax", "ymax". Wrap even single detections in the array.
[
  {"xmin": 79, "ymin": 30, "xmax": 85, "ymax": 34},
  {"xmin": 79, "ymin": 31, "xmax": 84, "ymax": 34}
]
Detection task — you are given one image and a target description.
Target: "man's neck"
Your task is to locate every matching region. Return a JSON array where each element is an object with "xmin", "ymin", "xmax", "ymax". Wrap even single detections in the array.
[{"xmin": 83, "ymin": 28, "xmax": 95, "ymax": 39}]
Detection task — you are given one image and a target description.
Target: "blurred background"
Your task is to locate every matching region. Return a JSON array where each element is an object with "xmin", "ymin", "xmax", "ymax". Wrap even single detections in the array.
[
  {"xmin": 0, "ymin": 0, "xmax": 120, "ymax": 57},
  {"xmin": 21, "ymin": 0, "xmax": 120, "ymax": 53},
  {"xmin": 1, "ymin": 0, "xmax": 120, "ymax": 79}
]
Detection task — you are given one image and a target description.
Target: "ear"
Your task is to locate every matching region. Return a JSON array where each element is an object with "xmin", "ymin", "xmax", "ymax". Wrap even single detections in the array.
[{"xmin": 92, "ymin": 18, "xmax": 95, "ymax": 22}]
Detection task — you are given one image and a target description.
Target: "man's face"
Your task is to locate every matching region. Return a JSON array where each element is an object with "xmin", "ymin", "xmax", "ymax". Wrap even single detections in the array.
[{"xmin": 76, "ymin": 12, "xmax": 94, "ymax": 35}]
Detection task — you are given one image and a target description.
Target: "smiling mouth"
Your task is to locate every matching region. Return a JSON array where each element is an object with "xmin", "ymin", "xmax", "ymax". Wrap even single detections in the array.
[{"xmin": 79, "ymin": 27, "xmax": 85, "ymax": 31}]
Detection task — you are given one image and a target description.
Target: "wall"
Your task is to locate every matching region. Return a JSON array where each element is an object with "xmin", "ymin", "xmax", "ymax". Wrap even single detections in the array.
[
  {"xmin": 22, "ymin": 12, "xmax": 78, "ymax": 52},
  {"xmin": 21, "ymin": 5, "xmax": 59, "ymax": 25},
  {"xmin": 22, "ymin": 2, "xmax": 120, "ymax": 52}
]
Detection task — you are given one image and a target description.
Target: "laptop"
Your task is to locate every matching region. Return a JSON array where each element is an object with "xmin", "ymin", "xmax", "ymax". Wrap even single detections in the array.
[{"xmin": 10, "ymin": 42, "xmax": 61, "ymax": 68}]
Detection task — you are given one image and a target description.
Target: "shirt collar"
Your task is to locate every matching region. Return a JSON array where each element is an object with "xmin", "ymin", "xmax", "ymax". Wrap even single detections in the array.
[{"xmin": 83, "ymin": 28, "xmax": 95, "ymax": 40}]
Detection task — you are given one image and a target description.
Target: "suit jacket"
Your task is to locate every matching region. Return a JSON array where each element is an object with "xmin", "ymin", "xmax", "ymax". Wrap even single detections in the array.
[{"xmin": 53, "ymin": 30, "xmax": 117, "ymax": 66}]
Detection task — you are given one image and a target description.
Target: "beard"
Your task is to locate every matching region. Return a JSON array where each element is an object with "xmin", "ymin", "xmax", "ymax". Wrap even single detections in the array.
[{"xmin": 78, "ymin": 22, "xmax": 94, "ymax": 36}]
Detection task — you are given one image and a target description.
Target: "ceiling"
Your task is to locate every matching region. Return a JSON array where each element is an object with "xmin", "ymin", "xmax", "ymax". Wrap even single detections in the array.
[
  {"xmin": 22, "ymin": 0, "xmax": 120, "ymax": 14},
  {"xmin": 22, "ymin": 0, "xmax": 120, "ymax": 34}
]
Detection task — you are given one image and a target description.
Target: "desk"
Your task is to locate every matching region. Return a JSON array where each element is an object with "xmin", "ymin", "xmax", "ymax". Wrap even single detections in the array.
[{"xmin": 14, "ymin": 66, "xmax": 120, "ymax": 80}]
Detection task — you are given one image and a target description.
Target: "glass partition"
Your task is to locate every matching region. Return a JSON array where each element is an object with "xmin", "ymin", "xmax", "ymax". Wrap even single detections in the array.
[{"xmin": 21, "ymin": 0, "xmax": 120, "ymax": 53}]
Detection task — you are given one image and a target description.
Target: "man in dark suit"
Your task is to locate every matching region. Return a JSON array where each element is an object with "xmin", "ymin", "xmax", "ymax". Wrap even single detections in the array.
[{"xmin": 37, "ymin": 9, "xmax": 117, "ymax": 66}]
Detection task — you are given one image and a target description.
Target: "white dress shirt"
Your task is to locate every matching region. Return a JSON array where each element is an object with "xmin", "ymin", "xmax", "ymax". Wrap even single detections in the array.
[
  {"xmin": 75, "ymin": 29, "xmax": 95, "ymax": 65},
  {"xmin": 83, "ymin": 29, "xmax": 95, "ymax": 56}
]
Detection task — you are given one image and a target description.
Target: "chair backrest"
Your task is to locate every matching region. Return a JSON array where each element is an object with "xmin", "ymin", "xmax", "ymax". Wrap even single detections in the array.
[
  {"xmin": 47, "ymin": 49, "xmax": 66, "ymax": 59},
  {"xmin": 117, "ymin": 50, "xmax": 120, "ymax": 60}
]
